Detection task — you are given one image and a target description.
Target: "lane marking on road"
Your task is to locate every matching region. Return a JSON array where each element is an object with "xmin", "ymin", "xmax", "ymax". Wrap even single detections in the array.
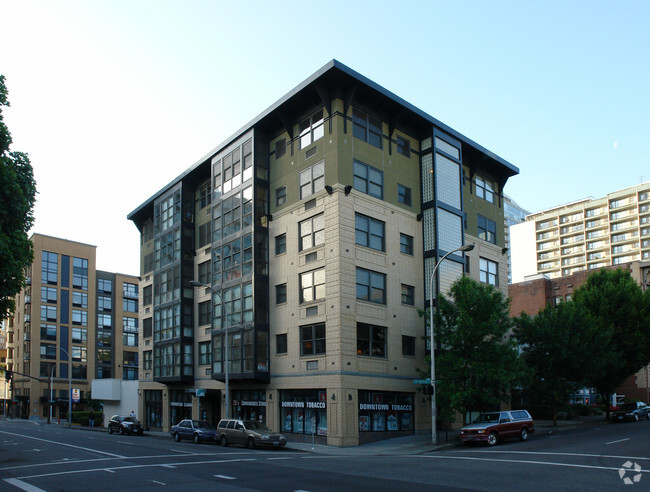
[
  {"xmin": 422, "ymin": 454, "xmax": 650, "ymax": 474},
  {"xmin": 606, "ymin": 438, "xmax": 631, "ymax": 445},
  {"xmin": 152, "ymin": 480, "xmax": 166, "ymax": 486},
  {"xmin": 169, "ymin": 448, "xmax": 197, "ymax": 454},
  {"xmin": 0, "ymin": 430, "xmax": 125, "ymax": 458},
  {"xmin": 3, "ymin": 478, "xmax": 47, "ymax": 492},
  {"xmin": 214, "ymin": 474, "xmax": 236, "ymax": 480},
  {"xmin": 449, "ymin": 449, "xmax": 650, "ymax": 462},
  {"xmin": 267, "ymin": 457, "xmax": 293, "ymax": 460},
  {"xmin": 104, "ymin": 469, "xmax": 116, "ymax": 473}
]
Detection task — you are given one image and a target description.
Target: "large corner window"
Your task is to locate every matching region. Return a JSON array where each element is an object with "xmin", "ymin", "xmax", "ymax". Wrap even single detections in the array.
[
  {"xmin": 299, "ymin": 214, "xmax": 325, "ymax": 251},
  {"xmin": 476, "ymin": 176, "xmax": 495, "ymax": 203},
  {"xmin": 41, "ymin": 251, "xmax": 58, "ymax": 285},
  {"xmin": 300, "ymin": 268, "xmax": 325, "ymax": 303}
]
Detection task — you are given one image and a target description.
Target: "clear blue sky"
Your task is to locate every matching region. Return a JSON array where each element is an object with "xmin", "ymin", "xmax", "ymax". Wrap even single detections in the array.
[{"xmin": 2, "ymin": 0, "xmax": 648, "ymax": 274}]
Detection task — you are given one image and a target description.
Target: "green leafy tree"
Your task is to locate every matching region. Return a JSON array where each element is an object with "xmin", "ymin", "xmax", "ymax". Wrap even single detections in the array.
[
  {"xmin": 514, "ymin": 301, "xmax": 612, "ymax": 425},
  {"xmin": 572, "ymin": 268, "xmax": 650, "ymax": 418},
  {"xmin": 430, "ymin": 276, "xmax": 520, "ymax": 425},
  {"xmin": 0, "ymin": 74, "xmax": 37, "ymax": 317}
]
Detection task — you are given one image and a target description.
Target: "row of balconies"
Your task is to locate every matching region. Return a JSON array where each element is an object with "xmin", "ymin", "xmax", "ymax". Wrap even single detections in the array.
[{"xmin": 609, "ymin": 196, "xmax": 637, "ymax": 210}]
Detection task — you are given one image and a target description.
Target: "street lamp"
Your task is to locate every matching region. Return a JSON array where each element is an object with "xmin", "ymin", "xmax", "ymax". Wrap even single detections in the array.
[
  {"xmin": 429, "ymin": 243, "xmax": 474, "ymax": 445},
  {"xmin": 190, "ymin": 280, "xmax": 230, "ymax": 419},
  {"xmin": 48, "ymin": 347, "xmax": 72, "ymax": 426}
]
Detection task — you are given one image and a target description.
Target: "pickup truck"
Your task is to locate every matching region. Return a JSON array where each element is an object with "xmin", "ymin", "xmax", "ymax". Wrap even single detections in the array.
[{"xmin": 460, "ymin": 410, "xmax": 535, "ymax": 446}]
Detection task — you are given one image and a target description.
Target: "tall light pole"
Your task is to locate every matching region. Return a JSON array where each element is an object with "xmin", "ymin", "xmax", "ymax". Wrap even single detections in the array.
[
  {"xmin": 190, "ymin": 280, "xmax": 230, "ymax": 419},
  {"xmin": 429, "ymin": 243, "xmax": 474, "ymax": 445}
]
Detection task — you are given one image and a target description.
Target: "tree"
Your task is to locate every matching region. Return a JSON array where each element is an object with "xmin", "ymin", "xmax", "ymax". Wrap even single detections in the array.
[
  {"xmin": 514, "ymin": 301, "xmax": 612, "ymax": 425},
  {"xmin": 430, "ymin": 276, "xmax": 520, "ymax": 425},
  {"xmin": 0, "ymin": 74, "xmax": 37, "ymax": 317},
  {"xmin": 572, "ymin": 268, "xmax": 650, "ymax": 419}
]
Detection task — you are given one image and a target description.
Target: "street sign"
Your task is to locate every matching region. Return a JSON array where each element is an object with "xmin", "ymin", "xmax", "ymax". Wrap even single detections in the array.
[
  {"xmin": 413, "ymin": 379, "xmax": 431, "ymax": 384},
  {"xmin": 72, "ymin": 388, "xmax": 80, "ymax": 403},
  {"xmin": 196, "ymin": 389, "xmax": 206, "ymax": 397}
]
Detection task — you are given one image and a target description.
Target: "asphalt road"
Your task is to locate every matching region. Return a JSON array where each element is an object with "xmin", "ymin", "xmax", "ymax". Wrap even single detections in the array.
[{"xmin": 1, "ymin": 417, "xmax": 649, "ymax": 491}]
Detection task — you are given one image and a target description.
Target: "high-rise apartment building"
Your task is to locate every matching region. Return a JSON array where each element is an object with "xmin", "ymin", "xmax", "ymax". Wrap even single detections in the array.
[
  {"xmin": 510, "ymin": 182, "xmax": 650, "ymax": 283},
  {"xmin": 4, "ymin": 234, "xmax": 139, "ymax": 420},
  {"xmin": 128, "ymin": 60, "xmax": 518, "ymax": 445}
]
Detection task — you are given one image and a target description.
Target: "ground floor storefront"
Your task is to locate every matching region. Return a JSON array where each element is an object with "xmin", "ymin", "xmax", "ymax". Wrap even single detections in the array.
[{"xmin": 138, "ymin": 380, "xmax": 430, "ymax": 446}]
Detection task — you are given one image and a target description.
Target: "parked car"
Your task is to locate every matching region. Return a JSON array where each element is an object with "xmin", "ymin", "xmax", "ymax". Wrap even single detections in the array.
[
  {"xmin": 610, "ymin": 402, "xmax": 650, "ymax": 422},
  {"xmin": 170, "ymin": 419, "xmax": 217, "ymax": 443},
  {"xmin": 216, "ymin": 419, "xmax": 287, "ymax": 449},
  {"xmin": 460, "ymin": 410, "xmax": 535, "ymax": 446},
  {"xmin": 107, "ymin": 415, "xmax": 144, "ymax": 435}
]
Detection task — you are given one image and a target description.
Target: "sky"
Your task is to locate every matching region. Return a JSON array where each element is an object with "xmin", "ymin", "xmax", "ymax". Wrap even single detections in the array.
[{"xmin": 1, "ymin": 0, "xmax": 649, "ymax": 275}]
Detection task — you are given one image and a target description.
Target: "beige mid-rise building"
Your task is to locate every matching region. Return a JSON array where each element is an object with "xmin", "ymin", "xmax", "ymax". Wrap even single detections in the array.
[{"xmin": 128, "ymin": 60, "xmax": 518, "ymax": 445}]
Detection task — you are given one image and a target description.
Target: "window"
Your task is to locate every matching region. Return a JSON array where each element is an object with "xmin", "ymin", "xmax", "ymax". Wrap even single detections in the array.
[
  {"xmin": 398, "ymin": 184, "xmax": 411, "ymax": 206},
  {"xmin": 299, "ymin": 214, "xmax": 325, "ymax": 251},
  {"xmin": 199, "ymin": 183, "xmax": 212, "ymax": 209},
  {"xmin": 402, "ymin": 335, "xmax": 415, "ymax": 356},
  {"xmin": 300, "ymin": 323, "xmax": 326, "ymax": 356},
  {"xmin": 276, "ymin": 284, "xmax": 287, "ymax": 304},
  {"xmin": 352, "ymin": 109, "xmax": 382, "ymax": 148},
  {"xmin": 154, "ymin": 230, "xmax": 181, "ymax": 270},
  {"xmin": 275, "ymin": 234, "xmax": 286, "ymax": 255},
  {"xmin": 41, "ymin": 251, "xmax": 58, "ymax": 285},
  {"xmin": 123, "ymin": 298, "xmax": 138, "ymax": 313},
  {"xmin": 98, "ymin": 279, "xmax": 112, "ymax": 294},
  {"xmin": 143, "ymin": 350, "xmax": 152, "ymax": 370},
  {"xmin": 199, "ymin": 342, "xmax": 211, "ymax": 365},
  {"xmin": 300, "ymin": 269, "xmax": 325, "ymax": 303},
  {"xmin": 72, "ymin": 327, "xmax": 87, "ymax": 343},
  {"xmin": 123, "ymin": 317, "xmax": 138, "ymax": 333},
  {"xmin": 299, "ymin": 109, "xmax": 324, "ymax": 149},
  {"xmin": 396, "ymin": 135, "xmax": 410, "ymax": 157},
  {"xmin": 72, "ymin": 257, "xmax": 88, "ymax": 290},
  {"xmin": 276, "ymin": 186, "xmax": 287, "ymax": 206},
  {"xmin": 198, "ymin": 222, "xmax": 212, "ymax": 248},
  {"xmin": 143, "ymin": 285, "xmax": 152, "ymax": 306},
  {"xmin": 357, "ymin": 323, "xmax": 386, "ymax": 357},
  {"xmin": 143, "ymin": 317, "xmax": 152, "ymax": 338},
  {"xmin": 275, "ymin": 138, "xmax": 286, "ymax": 159},
  {"xmin": 198, "ymin": 261, "xmax": 211, "ymax": 285},
  {"xmin": 97, "ymin": 313, "xmax": 111, "ymax": 328},
  {"xmin": 299, "ymin": 160, "xmax": 324, "ymax": 199},
  {"xmin": 479, "ymin": 258, "xmax": 498, "ymax": 286},
  {"xmin": 475, "ymin": 176, "xmax": 494, "ymax": 203},
  {"xmin": 72, "ymin": 346, "xmax": 87, "ymax": 362},
  {"xmin": 72, "ymin": 309, "xmax": 87, "ymax": 326},
  {"xmin": 400, "ymin": 233, "xmax": 414, "ymax": 255},
  {"xmin": 98, "ymin": 296, "xmax": 112, "ymax": 312},
  {"xmin": 478, "ymin": 215, "xmax": 497, "ymax": 244},
  {"xmin": 198, "ymin": 301, "xmax": 211, "ymax": 326},
  {"xmin": 41, "ymin": 287, "xmax": 57, "ymax": 304},
  {"xmin": 97, "ymin": 329, "xmax": 111, "ymax": 347},
  {"xmin": 72, "ymin": 291, "xmax": 87, "ymax": 308},
  {"xmin": 123, "ymin": 367, "xmax": 137, "ymax": 381},
  {"xmin": 356, "ymin": 268, "xmax": 386, "ymax": 304},
  {"xmin": 276, "ymin": 334, "xmax": 287, "ymax": 354},
  {"xmin": 40, "ymin": 344, "xmax": 56, "ymax": 360},
  {"xmin": 353, "ymin": 160, "xmax": 383, "ymax": 199},
  {"xmin": 355, "ymin": 214, "xmax": 385, "ymax": 251},
  {"xmin": 40, "ymin": 324, "xmax": 57, "ymax": 341},
  {"xmin": 40, "ymin": 305, "xmax": 57, "ymax": 322},
  {"xmin": 125, "ymin": 283, "xmax": 138, "ymax": 300},
  {"xmin": 401, "ymin": 284, "xmax": 414, "ymax": 305}
]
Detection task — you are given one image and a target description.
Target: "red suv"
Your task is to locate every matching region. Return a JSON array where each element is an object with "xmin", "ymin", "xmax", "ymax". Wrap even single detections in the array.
[{"xmin": 460, "ymin": 410, "xmax": 535, "ymax": 446}]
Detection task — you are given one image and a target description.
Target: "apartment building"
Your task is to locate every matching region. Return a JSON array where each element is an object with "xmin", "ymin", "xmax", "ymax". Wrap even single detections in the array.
[
  {"xmin": 5, "ymin": 234, "xmax": 139, "ymax": 420},
  {"xmin": 510, "ymin": 182, "xmax": 650, "ymax": 283},
  {"xmin": 127, "ymin": 60, "xmax": 518, "ymax": 445}
]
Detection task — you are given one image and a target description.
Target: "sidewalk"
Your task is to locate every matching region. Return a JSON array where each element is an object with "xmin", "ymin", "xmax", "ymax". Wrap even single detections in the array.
[{"xmin": 60, "ymin": 414, "xmax": 605, "ymax": 457}]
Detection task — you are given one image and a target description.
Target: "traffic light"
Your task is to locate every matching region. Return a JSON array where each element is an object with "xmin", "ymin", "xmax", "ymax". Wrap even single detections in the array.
[{"xmin": 4, "ymin": 369, "xmax": 10, "ymax": 381}]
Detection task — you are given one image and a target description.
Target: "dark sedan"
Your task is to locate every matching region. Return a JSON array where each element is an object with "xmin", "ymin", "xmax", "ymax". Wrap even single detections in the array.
[
  {"xmin": 107, "ymin": 415, "xmax": 144, "ymax": 435},
  {"xmin": 171, "ymin": 419, "xmax": 217, "ymax": 443},
  {"xmin": 611, "ymin": 402, "xmax": 650, "ymax": 422}
]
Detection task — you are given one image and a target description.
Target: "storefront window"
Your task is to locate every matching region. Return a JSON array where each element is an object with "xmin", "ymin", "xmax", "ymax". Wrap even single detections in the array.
[
  {"xmin": 358, "ymin": 390, "xmax": 413, "ymax": 432},
  {"xmin": 280, "ymin": 389, "xmax": 327, "ymax": 436},
  {"xmin": 232, "ymin": 389, "xmax": 266, "ymax": 423},
  {"xmin": 169, "ymin": 389, "xmax": 192, "ymax": 426},
  {"xmin": 145, "ymin": 390, "xmax": 163, "ymax": 429}
]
